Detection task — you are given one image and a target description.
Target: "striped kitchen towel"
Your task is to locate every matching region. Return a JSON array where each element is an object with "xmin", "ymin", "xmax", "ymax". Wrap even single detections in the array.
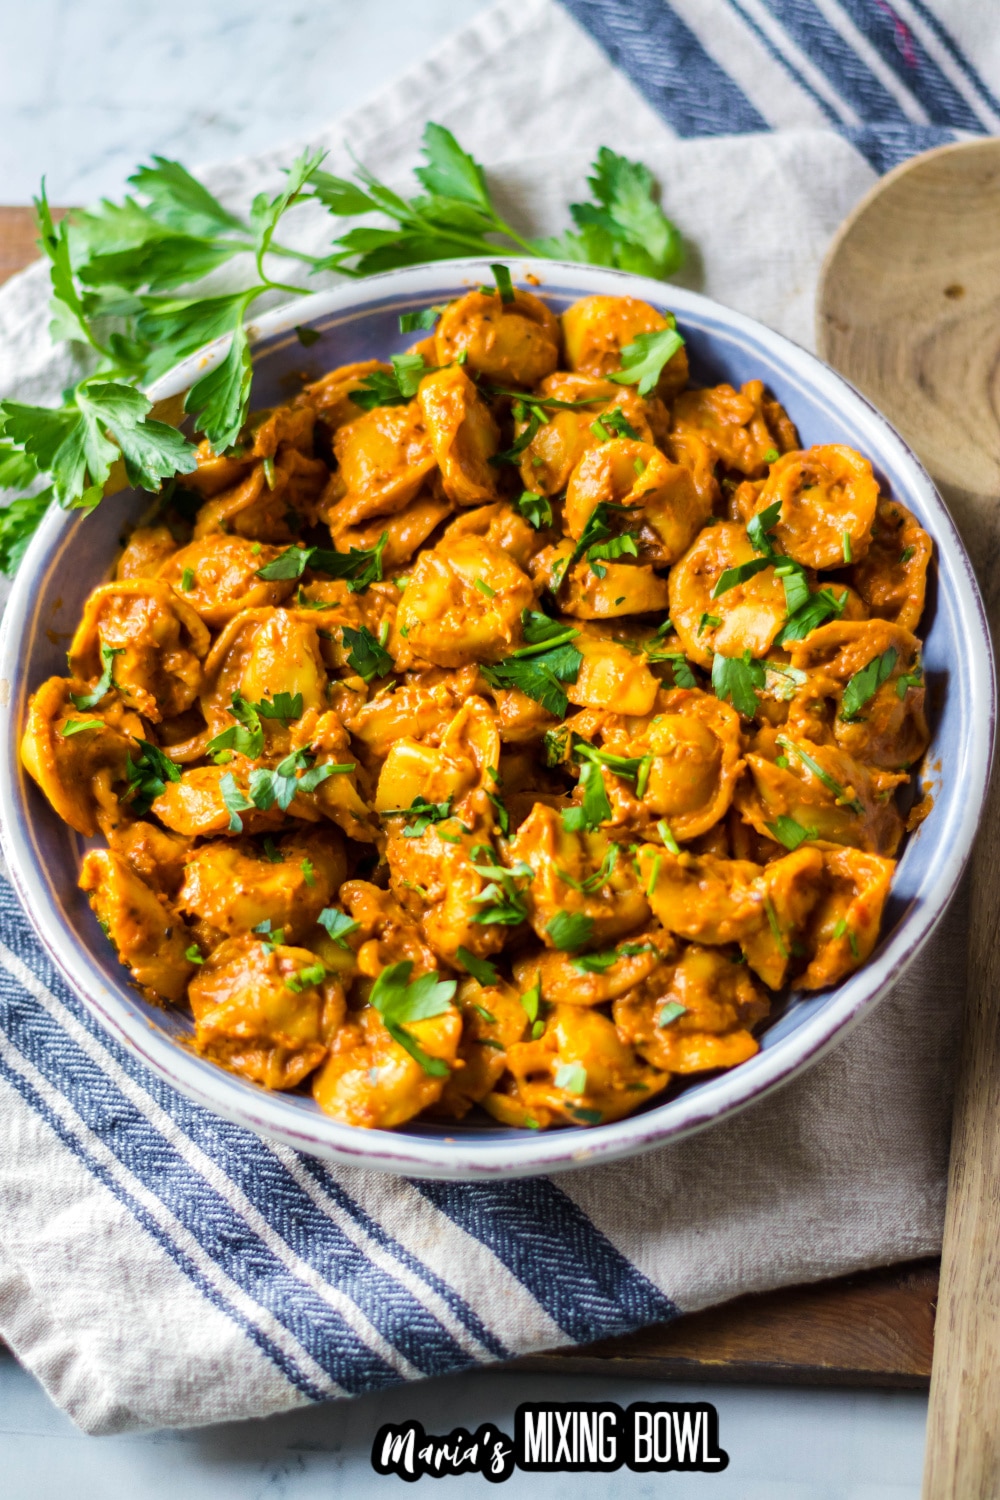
[{"xmin": 0, "ymin": 0, "xmax": 987, "ymax": 1433}]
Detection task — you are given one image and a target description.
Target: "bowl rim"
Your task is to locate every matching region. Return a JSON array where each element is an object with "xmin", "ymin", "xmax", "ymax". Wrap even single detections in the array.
[{"xmin": 0, "ymin": 256, "xmax": 993, "ymax": 1180}]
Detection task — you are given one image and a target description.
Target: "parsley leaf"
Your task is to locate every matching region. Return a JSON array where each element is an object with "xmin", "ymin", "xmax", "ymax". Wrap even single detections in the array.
[
  {"xmin": 61, "ymin": 716, "xmax": 104, "ymax": 736},
  {"xmin": 546, "ymin": 911, "xmax": 595, "ymax": 952},
  {"xmin": 775, "ymin": 586, "xmax": 848, "ymax": 645},
  {"xmin": 712, "ymin": 651, "xmax": 765, "ymax": 718},
  {"xmin": 219, "ymin": 770, "xmax": 254, "ymax": 832},
  {"xmin": 470, "ymin": 855, "xmax": 531, "ymax": 927},
  {"xmin": 248, "ymin": 748, "xmax": 354, "ymax": 813},
  {"xmin": 317, "ymin": 908, "xmax": 360, "ymax": 948},
  {"xmin": 765, "ymin": 814, "xmax": 818, "ymax": 851},
  {"xmin": 257, "ymin": 532, "xmax": 387, "ymax": 591},
  {"xmin": 534, "ymin": 147, "xmax": 683, "ymax": 279},
  {"xmin": 554, "ymin": 1062, "xmax": 587, "ymax": 1095},
  {"xmin": 257, "ymin": 691, "xmax": 304, "ymax": 723},
  {"xmin": 608, "ymin": 325, "xmax": 685, "ymax": 397},
  {"xmin": 206, "ymin": 692, "xmax": 264, "ymax": 762},
  {"xmin": 342, "ymin": 624, "xmax": 393, "ymax": 682},
  {"xmin": 775, "ymin": 735, "xmax": 864, "ymax": 814},
  {"xmin": 587, "ymin": 533, "xmax": 638, "ymax": 578},
  {"xmin": 456, "ymin": 947, "xmax": 501, "ymax": 986},
  {"xmin": 369, "ymin": 959, "xmax": 456, "ymax": 1076},
  {"xmin": 349, "ymin": 352, "xmax": 437, "ymax": 410},
  {"xmin": 516, "ymin": 490, "xmax": 554, "ymax": 530},
  {"xmin": 71, "ymin": 644, "xmax": 124, "ymax": 710},
  {"xmin": 590, "ymin": 407, "xmax": 640, "ymax": 442},
  {"xmin": 480, "ymin": 627, "xmax": 582, "ymax": 719},
  {"xmin": 487, "ymin": 263, "xmax": 515, "ymax": 303},
  {"xmin": 381, "ymin": 795, "xmax": 453, "ymax": 837},
  {"xmin": 747, "ymin": 501, "xmax": 782, "ymax": 556},
  {"xmin": 562, "ymin": 758, "xmax": 613, "ymax": 833},
  {"xmin": 711, "ymin": 556, "xmax": 772, "ymax": 598},
  {"xmin": 840, "ymin": 647, "xmax": 898, "ymax": 721},
  {"xmin": 399, "ymin": 304, "xmax": 443, "ymax": 333}
]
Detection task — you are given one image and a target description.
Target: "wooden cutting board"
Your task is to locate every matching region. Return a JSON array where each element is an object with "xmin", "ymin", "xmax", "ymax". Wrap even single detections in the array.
[{"xmin": 0, "ymin": 204, "xmax": 938, "ymax": 1388}]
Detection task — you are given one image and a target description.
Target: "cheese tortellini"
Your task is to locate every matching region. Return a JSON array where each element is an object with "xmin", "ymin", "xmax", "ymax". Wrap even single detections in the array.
[{"xmin": 22, "ymin": 280, "xmax": 933, "ymax": 1134}]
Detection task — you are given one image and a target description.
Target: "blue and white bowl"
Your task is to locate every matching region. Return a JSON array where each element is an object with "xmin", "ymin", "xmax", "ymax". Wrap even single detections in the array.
[{"xmin": 0, "ymin": 260, "xmax": 992, "ymax": 1179}]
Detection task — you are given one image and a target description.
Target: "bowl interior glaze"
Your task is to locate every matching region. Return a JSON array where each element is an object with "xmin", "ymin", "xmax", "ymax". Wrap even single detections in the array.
[{"xmin": 0, "ymin": 260, "xmax": 992, "ymax": 1179}]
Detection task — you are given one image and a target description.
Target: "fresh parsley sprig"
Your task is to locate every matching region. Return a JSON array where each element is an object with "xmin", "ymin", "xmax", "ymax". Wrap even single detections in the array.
[
  {"xmin": 0, "ymin": 127, "xmax": 682, "ymax": 573},
  {"xmin": 369, "ymin": 959, "xmax": 456, "ymax": 1076}
]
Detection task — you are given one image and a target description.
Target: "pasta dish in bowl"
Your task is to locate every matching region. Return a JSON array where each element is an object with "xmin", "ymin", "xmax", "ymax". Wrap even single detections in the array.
[{"xmin": 0, "ymin": 261, "xmax": 990, "ymax": 1177}]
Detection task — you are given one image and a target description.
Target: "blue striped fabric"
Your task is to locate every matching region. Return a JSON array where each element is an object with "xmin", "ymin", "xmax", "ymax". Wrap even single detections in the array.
[
  {"xmin": 560, "ymin": 0, "xmax": 998, "ymax": 171},
  {"xmin": 0, "ymin": 0, "xmax": 995, "ymax": 1424}
]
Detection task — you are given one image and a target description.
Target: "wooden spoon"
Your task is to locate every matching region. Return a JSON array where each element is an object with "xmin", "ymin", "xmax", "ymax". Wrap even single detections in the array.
[{"xmin": 818, "ymin": 139, "xmax": 1000, "ymax": 1500}]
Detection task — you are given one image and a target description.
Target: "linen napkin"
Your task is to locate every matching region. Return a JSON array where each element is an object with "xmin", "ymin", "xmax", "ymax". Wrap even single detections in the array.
[{"xmin": 0, "ymin": 0, "xmax": 989, "ymax": 1433}]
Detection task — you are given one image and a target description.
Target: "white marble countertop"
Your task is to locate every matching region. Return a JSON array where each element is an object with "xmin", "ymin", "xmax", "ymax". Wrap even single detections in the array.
[{"xmin": 0, "ymin": 1, "xmax": 929, "ymax": 1493}]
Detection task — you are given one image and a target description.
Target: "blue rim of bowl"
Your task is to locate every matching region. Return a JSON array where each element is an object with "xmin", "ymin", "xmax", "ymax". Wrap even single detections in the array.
[{"xmin": 0, "ymin": 258, "xmax": 993, "ymax": 1179}]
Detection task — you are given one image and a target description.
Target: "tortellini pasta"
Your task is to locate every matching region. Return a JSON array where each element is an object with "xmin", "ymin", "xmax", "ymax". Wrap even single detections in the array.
[{"xmin": 22, "ymin": 282, "xmax": 933, "ymax": 1134}]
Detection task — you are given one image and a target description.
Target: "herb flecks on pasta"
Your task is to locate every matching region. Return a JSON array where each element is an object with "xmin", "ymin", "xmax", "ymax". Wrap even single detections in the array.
[{"xmin": 21, "ymin": 284, "xmax": 933, "ymax": 1133}]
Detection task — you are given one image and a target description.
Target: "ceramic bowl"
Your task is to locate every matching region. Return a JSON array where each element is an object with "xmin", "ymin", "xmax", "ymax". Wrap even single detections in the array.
[{"xmin": 0, "ymin": 259, "xmax": 992, "ymax": 1179}]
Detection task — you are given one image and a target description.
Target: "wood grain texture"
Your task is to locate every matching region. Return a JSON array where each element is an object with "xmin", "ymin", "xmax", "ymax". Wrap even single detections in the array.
[
  {"xmin": 513, "ymin": 1260, "xmax": 937, "ymax": 1388},
  {"xmin": 818, "ymin": 139, "xmax": 1000, "ymax": 1498},
  {"xmin": 0, "ymin": 203, "xmax": 941, "ymax": 1389},
  {"xmin": 0, "ymin": 206, "xmax": 41, "ymax": 285}
]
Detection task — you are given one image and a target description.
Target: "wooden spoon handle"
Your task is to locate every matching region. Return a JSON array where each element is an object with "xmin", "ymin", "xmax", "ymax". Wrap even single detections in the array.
[{"xmin": 817, "ymin": 138, "xmax": 1000, "ymax": 1498}]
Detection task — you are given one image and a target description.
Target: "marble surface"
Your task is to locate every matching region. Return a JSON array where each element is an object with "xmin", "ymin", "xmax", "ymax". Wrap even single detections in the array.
[
  {"xmin": 0, "ymin": 0, "xmax": 929, "ymax": 1493},
  {"xmin": 1, "ymin": 1347, "xmax": 927, "ymax": 1500}
]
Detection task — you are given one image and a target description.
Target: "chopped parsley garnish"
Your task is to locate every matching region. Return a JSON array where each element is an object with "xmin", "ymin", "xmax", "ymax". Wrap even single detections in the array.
[
  {"xmin": 747, "ymin": 501, "xmax": 781, "ymax": 556},
  {"xmin": 554, "ymin": 1062, "xmax": 587, "ymax": 1094},
  {"xmin": 256, "ymin": 532, "xmax": 387, "ymax": 591},
  {"xmin": 348, "ymin": 352, "xmax": 436, "ymax": 409},
  {"xmin": 763, "ymin": 448, "xmax": 780, "ymax": 463},
  {"xmin": 711, "ymin": 556, "xmax": 772, "ymax": 598},
  {"xmin": 180, "ymin": 567, "xmax": 195, "ymax": 591},
  {"xmin": 698, "ymin": 612, "xmax": 721, "ymax": 635},
  {"xmin": 590, "ymin": 407, "xmax": 640, "ymax": 442},
  {"xmin": 317, "ymin": 907, "xmax": 360, "ymax": 947},
  {"xmin": 474, "ymin": 577, "xmax": 496, "ymax": 598},
  {"xmin": 900, "ymin": 545, "xmax": 915, "ymax": 565},
  {"xmin": 470, "ymin": 854, "xmax": 532, "ymax": 927},
  {"xmin": 658, "ymin": 1001, "xmax": 687, "ymax": 1027},
  {"xmin": 572, "ymin": 949, "xmax": 620, "ymax": 973},
  {"xmin": 842, "ymin": 530, "xmax": 853, "ymax": 564},
  {"xmin": 486, "ymin": 262, "xmax": 514, "ymax": 303},
  {"xmin": 775, "ymin": 735, "xmax": 863, "ymax": 814},
  {"xmin": 398, "ymin": 304, "xmax": 443, "ymax": 333},
  {"xmin": 608, "ymin": 323, "xmax": 685, "ymax": 396},
  {"xmin": 562, "ymin": 759, "xmax": 612, "ymax": 833},
  {"xmin": 369, "ymin": 960, "xmax": 456, "ymax": 1076},
  {"xmin": 286, "ymin": 960, "xmax": 326, "ymax": 993},
  {"xmin": 487, "ymin": 789, "xmax": 510, "ymax": 835},
  {"xmin": 712, "ymin": 651, "xmax": 765, "ymax": 718},
  {"xmin": 300, "ymin": 857, "xmax": 316, "ymax": 887},
  {"xmin": 61, "ymin": 718, "xmax": 103, "ymax": 736},
  {"xmin": 833, "ymin": 917, "xmax": 861, "ymax": 958},
  {"xmin": 546, "ymin": 911, "xmax": 595, "ymax": 952},
  {"xmin": 765, "ymin": 814, "xmax": 818, "ymax": 851},
  {"xmin": 656, "ymin": 653, "xmax": 697, "ymax": 689},
  {"xmin": 764, "ymin": 897, "xmax": 788, "ymax": 959},
  {"xmin": 560, "ymin": 500, "xmax": 640, "ymax": 582},
  {"xmin": 71, "ymin": 644, "xmax": 124, "ymax": 710},
  {"xmin": 587, "ymin": 533, "xmax": 638, "ymax": 578},
  {"xmin": 381, "ymin": 795, "xmax": 453, "ymax": 837},
  {"xmin": 456, "ymin": 947, "xmax": 500, "ymax": 986},
  {"xmin": 775, "ymin": 586, "xmax": 848, "ymax": 646},
  {"xmin": 480, "ymin": 626, "xmax": 582, "ymax": 718},
  {"xmin": 219, "ymin": 771, "xmax": 254, "ymax": 832},
  {"xmin": 261, "ymin": 836, "xmax": 283, "ymax": 863},
  {"xmin": 185, "ymin": 944, "xmax": 204, "ymax": 965},
  {"xmin": 645, "ymin": 854, "xmax": 661, "ymax": 898},
  {"xmin": 207, "ymin": 691, "xmax": 265, "ymax": 762},
  {"xmin": 516, "ymin": 490, "xmax": 554, "ymax": 529},
  {"xmin": 258, "ymin": 691, "xmax": 303, "ymax": 723},
  {"xmin": 520, "ymin": 974, "xmax": 541, "ymax": 1024},
  {"xmin": 657, "ymin": 819, "xmax": 680, "ymax": 854},
  {"xmin": 896, "ymin": 665, "xmax": 923, "ymax": 698},
  {"xmin": 342, "ymin": 624, "xmax": 393, "ymax": 682},
  {"xmin": 840, "ymin": 647, "xmax": 898, "ymax": 721},
  {"xmin": 124, "ymin": 738, "xmax": 181, "ymax": 815},
  {"xmin": 247, "ymin": 747, "xmax": 353, "ymax": 815},
  {"xmin": 557, "ymin": 843, "xmax": 618, "ymax": 894}
]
